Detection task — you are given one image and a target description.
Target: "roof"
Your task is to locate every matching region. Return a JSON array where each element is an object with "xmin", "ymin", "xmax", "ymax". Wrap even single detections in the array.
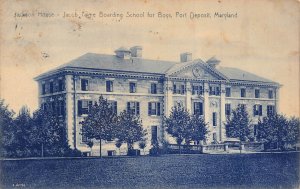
[
  {"xmin": 217, "ymin": 66, "xmax": 275, "ymax": 83},
  {"xmin": 36, "ymin": 52, "xmax": 278, "ymax": 84},
  {"xmin": 56, "ymin": 53, "xmax": 177, "ymax": 74}
]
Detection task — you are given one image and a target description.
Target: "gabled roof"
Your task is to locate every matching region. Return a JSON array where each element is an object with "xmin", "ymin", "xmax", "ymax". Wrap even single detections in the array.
[{"xmin": 217, "ymin": 67, "xmax": 275, "ymax": 83}]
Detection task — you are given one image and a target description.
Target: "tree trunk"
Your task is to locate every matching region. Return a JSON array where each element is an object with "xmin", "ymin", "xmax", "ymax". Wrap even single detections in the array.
[
  {"xmin": 179, "ymin": 144, "xmax": 181, "ymax": 154},
  {"xmin": 99, "ymin": 139, "xmax": 102, "ymax": 158},
  {"xmin": 41, "ymin": 143, "xmax": 44, "ymax": 157}
]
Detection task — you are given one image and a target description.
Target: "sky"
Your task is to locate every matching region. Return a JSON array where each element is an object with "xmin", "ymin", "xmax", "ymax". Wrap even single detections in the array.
[{"xmin": 0, "ymin": 0, "xmax": 299, "ymax": 117}]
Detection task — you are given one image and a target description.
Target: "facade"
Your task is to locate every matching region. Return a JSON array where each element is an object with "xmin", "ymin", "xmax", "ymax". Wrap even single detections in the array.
[{"xmin": 35, "ymin": 46, "xmax": 280, "ymax": 156}]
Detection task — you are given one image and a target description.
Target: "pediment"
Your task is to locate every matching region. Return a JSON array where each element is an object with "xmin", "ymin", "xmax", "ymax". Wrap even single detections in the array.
[{"xmin": 169, "ymin": 63, "xmax": 223, "ymax": 80}]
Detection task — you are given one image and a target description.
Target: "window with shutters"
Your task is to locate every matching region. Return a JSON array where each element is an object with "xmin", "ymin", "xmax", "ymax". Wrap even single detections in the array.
[
  {"xmin": 148, "ymin": 102, "xmax": 161, "ymax": 116},
  {"xmin": 173, "ymin": 83, "xmax": 185, "ymax": 94},
  {"xmin": 108, "ymin": 100, "xmax": 117, "ymax": 114},
  {"xmin": 241, "ymin": 88, "xmax": 246, "ymax": 97},
  {"xmin": 127, "ymin": 101, "xmax": 140, "ymax": 115},
  {"xmin": 81, "ymin": 79, "xmax": 89, "ymax": 91},
  {"xmin": 212, "ymin": 112, "xmax": 217, "ymax": 126},
  {"xmin": 209, "ymin": 85, "xmax": 220, "ymax": 96},
  {"xmin": 192, "ymin": 85, "xmax": 203, "ymax": 95},
  {"xmin": 253, "ymin": 104, "xmax": 262, "ymax": 116},
  {"xmin": 150, "ymin": 83, "xmax": 157, "ymax": 94},
  {"xmin": 255, "ymin": 89, "xmax": 260, "ymax": 98},
  {"xmin": 193, "ymin": 102, "xmax": 203, "ymax": 115},
  {"xmin": 225, "ymin": 87, "xmax": 231, "ymax": 97},
  {"xmin": 50, "ymin": 81, "xmax": 54, "ymax": 93},
  {"xmin": 225, "ymin": 104, "xmax": 231, "ymax": 116},
  {"xmin": 267, "ymin": 105, "xmax": 275, "ymax": 116},
  {"xmin": 41, "ymin": 103, "xmax": 47, "ymax": 111},
  {"xmin": 78, "ymin": 100, "xmax": 92, "ymax": 116},
  {"xmin": 129, "ymin": 82, "xmax": 137, "ymax": 93},
  {"xmin": 268, "ymin": 90, "xmax": 273, "ymax": 99},
  {"xmin": 106, "ymin": 80, "xmax": 113, "ymax": 92}
]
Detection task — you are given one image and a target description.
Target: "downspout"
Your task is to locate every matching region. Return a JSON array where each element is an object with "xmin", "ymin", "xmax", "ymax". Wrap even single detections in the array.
[{"xmin": 73, "ymin": 74, "xmax": 77, "ymax": 149}]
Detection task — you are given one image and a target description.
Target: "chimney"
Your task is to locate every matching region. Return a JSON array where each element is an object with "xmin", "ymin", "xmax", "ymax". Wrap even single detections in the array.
[
  {"xmin": 130, "ymin": 46, "xmax": 142, "ymax": 58},
  {"xmin": 206, "ymin": 56, "xmax": 220, "ymax": 68},
  {"xmin": 180, "ymin": 52, "xmax": 192, "ymax": 62},
  {"xmin": 115, "ymin": 47, "xmax": 131, "ymax": 59}
]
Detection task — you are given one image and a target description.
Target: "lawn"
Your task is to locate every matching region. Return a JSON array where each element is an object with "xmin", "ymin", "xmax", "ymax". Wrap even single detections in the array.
[{"xmin": 0, "ymin": 152, "xmax": 299, "ymax": 189}]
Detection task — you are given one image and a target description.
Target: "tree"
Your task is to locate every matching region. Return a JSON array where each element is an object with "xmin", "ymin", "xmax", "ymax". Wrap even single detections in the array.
[
  {"xmin": 257, "ymin": 114, "xmax": 298, "ymax": 150},
  {"xmin": 31, "ymin": 108, "xmax": 70, "ymax": 157},
  {"xmin": 225, "ymin": 104, "xmax": 252, "ymax": 153},
  {"xmin": 86, "ymin": 140, "xmax": 94, "ymax": 156},
  {"xmin": 188, "ymin": 113, "xmax": 208, "ymax": 147},
  {"xmin": 138, "ymin": 140, "xmax": 147, "ymax": 155},
  {"xmin": 0, "ymin": 99, "xmax": 15, "ymax": 157},
  {"xmin": 81, "ymin": 96, "xmax": 117, "ymax": 157},
  {"xmin": 164, "ymin": 104, "xmax": 190, "ymax": 154},
  {"xmin": 115, "ymin": 140, "xmax": 122, "ymax": 155},
  {"xmin": 283, "ymin": 117, "xmax": 300, "ymax": 147},
  {"xmin": 12, "ymin": 106, "xmax": 33, "ymax": 157},
  {"xmin": 115, "ymin": 110, "xmax": 147, "ymax": 155}
]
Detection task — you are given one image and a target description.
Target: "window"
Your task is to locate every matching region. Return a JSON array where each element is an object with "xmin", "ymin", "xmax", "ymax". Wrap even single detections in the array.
[
  {"xmin": 78, "ymin": 100, "xmax": 92, "ymax": 116},
  {"xmin": 50, "ymin": 81, "xmax": 54, "ymax": 93},
  {"xmin": 253, "ymin": 104, "xmax": 263, "ymax": 116},
  {"xmin": 225, "ymin": 104, "xmax": 231, "ymax": 116},
  {"xmin": 209, "ymin": 86, "xmax": 220, "ymax": 96},
  {"xmin": 173, "ymin": 84, "xmax": 185, "ymax": 94},
  {"xmin": 81, "ymin": 79, "xmax": 89, "ymax": 91},
  {"xmin": 58, "ymin": 79, "xmax": 64, "ymax": 92},
  {"xmin": 267, "ymin": 105, "xmax": 275, "ymax": 116},
  {"xmin": 193, "ymin": 102, "xmax": 203, "ymax": 115},
  {"xmin": 255, "ymin": 89, "xmax": 260, "ymax": 98},
  {"xmin": 225, "ymin": 87, "xmax": 231, "ymax": 97},
  {"xmin": 127, "ymin": 101, "xmax": 140, "ymax": 115},
  {"xmin": 241, "ymin": 88, "xmax": 246, "ymax": 97},
  {"xmin": 240, "ymin": 104, "xmax": 246, "ymax": 110},
  {"xmin": 212, "ymin": 112, "xmax": 217, "ymax": 126},
  {"xmin": 192, "ymin": 85, "xmax": 203, "ymax": 95},
  {"xmin": 108, "ymin": 101, "xmax": 117, "ymax": 114},
  {"xmin": 129, "ymin": 82, "xmax": 137, "ymax": 93},
  {"xmin": 57, "ymin": 100, "xmax": 65, "ymax": 116},
  {"xmin": 42, "ymin": 83, "xmax": 46, "ymax": 95},
  {"xmin": 151, "ymin": 126, "xmax": 158, "ymax": 144},
  {"xmin": 82, "ymin": 134, "xmax": 89, "ymax": 143},
  {"xmin": 148, "ymin": 102, "xmax": 161, "ymax": 116},
  {"xmin": 150, "ymin": 83, "xmax": 157, "ymax": 94},
  {"xmin": 41, "ymin": 103, "xmax": 47, "ymax": 111},
  {"xmin": 268, "ymin": 90, "xmax": 273, "ymax": 99},
  {"xmin": 106, "ymin": 80, "xmax": 113, "ymax": 92}
]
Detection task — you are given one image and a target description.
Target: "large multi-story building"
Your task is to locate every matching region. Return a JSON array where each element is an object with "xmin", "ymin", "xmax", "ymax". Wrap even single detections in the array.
[{"xmin": 35, "ymin": 46, "xmax": 280, "ymax": 156}]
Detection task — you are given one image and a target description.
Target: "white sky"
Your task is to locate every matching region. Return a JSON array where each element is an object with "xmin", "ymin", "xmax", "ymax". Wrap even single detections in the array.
[{"xmin": 0, "ymin": 0, "xmax": 299, "ymax": 117}]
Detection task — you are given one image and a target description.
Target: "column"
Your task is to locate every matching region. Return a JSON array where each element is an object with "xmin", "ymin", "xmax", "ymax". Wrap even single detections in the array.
[
  {"xmin": 275, "ymin": 87, "xmax": 280, "ymax": 113},
  {"xmin": 203, "ymin": 82, "xmax": 210, "ymax": 123},
  {"xmin": 164, "ymin": 79, "xmax": 173, "ymax": 116},
  {"xmin": 220, "ymin": 83, "xmax": 226, "ymax": 142},
  {"xmin": 186, "ymin": 81, "xmax": 192, "ymax": 114},
  {"xmin": 65, "ymin": 74, "xmax": 75, "ymax": 149}
]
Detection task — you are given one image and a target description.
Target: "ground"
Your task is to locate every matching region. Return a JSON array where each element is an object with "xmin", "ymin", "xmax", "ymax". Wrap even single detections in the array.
[{"xmin": 1, "ymin": 152, "xmax": 299, "ymax": 189}]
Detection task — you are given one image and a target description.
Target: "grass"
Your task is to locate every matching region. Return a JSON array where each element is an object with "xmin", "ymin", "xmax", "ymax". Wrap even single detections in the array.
[{"xmin": 0, "ymin": 153, "xmax": 299, "ymax": 189}]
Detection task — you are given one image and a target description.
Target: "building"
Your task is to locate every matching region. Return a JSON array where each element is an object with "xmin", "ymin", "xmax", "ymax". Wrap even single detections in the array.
[{"xmin": 34, "ymin": 46, "xmax": 280, "ymax": 156}]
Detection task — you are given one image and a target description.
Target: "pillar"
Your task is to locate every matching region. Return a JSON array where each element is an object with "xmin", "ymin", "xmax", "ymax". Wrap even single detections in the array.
[
  {"xmin": 220, "ymin": 83, "xmax": 226, "ymax": 142},
  {"xmin": 186, "ymin": 81, "xmax": 192, "ymax": 114}
]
